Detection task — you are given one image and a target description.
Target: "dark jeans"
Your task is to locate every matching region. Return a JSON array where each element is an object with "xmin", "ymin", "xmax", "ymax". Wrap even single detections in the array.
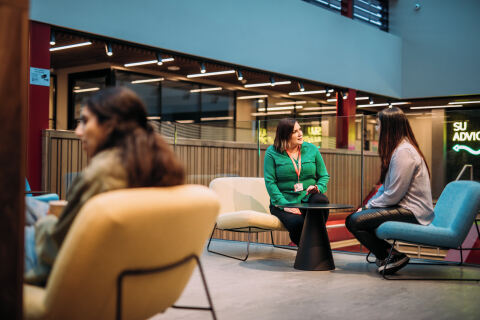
[
  {"xmin": 345, "ymin": 206, "xmax": 419, "ymax": 260},
  {"xmin": 270, "ymin": 193, "xmax": 329, "ymax": 245}
]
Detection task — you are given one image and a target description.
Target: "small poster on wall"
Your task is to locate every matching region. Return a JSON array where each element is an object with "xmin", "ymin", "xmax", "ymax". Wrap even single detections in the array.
[{"xmin": 30, "ymin": 67, "xmax": 50, "ymax": 87}]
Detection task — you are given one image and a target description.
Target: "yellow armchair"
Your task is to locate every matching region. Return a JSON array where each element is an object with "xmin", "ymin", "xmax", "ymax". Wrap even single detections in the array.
[{"xmin": 23, "ymin": 185, "xmax": 220, "ymax": 320}]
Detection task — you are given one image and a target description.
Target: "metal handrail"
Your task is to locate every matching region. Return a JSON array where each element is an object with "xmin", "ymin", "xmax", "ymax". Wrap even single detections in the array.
[{"xmin": 455, "ymin": 164, "xmax": 473, "ymax": 181}]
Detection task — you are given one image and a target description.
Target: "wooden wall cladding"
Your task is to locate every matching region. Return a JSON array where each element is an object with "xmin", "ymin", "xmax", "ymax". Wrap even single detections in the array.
[{"xmin": 42, "ymin": 130, "xmax": 379, "ymax": 246}]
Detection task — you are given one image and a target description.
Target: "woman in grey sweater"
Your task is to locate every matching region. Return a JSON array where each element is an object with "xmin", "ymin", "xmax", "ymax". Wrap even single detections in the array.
[{"xmin": 346, "ymin": 107, "xmax": 434, "ymax": 275}]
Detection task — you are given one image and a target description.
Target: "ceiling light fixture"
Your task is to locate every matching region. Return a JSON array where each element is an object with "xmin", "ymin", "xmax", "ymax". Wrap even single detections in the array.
[
  {"xmin": 124, "ymin": 60, "xmax": 157, "ymax": 67},
  {"xmin": 390, "ymin": 102, "xmax": 410, "ymax": 106},
  {"xmin": 200, "ymin": 116, "xmax": 234, "ymax": 121},
  {"xmin": 270, "ymin": 76, "xmax": 275, "ymax": 87},
  {"xmin": 355, "ymin": 96, "xmax": 369, "ymax": 101},
  {"xmin": 50, "ymin": 41, "xmax": 92, "ymax": 51},
  {"xmin": 342, "ymin": 90, "xmax": 348, "ymax": 99},
  {"xmin": 326, "ymin": 87, "xmax": 333, "ymax": 97},
  {"xmin": 105, "ymin": 42, "xmax": 113, "ymax": 56},
  {"xmin": 147, "ymin": 116, "xmax": 161, "ymax": 120},
  {"xmin": 237, "ymin": 95, "xmax": 268, "ymax": 100},
  {"xmin": 357, "ymin": 103, "xmax": 390, "ymax": 108},
  {"xmin": 369, "ymin": 97, "xmax": 374, "ymax": 104},
  {"xmin": 298, "ymin": 82, "xmax": 305, "ymax": 92},
  {"xmin": 410, "ymin": 105, "xmax": 463, "ymax": 110},
  {"xmin": 176, "ymin": 120, "xmax": 195, "ymax": 124},
  {"xmin": 251, "ymin": 111, "xmax": 292, "ymax": 116},
  {"xmin": 276, "ymin": 101, "xmax": 306, "ymax": 105},
  {"xmin": 302, "ymin": 106, "xmax": 337, "ymax": 111},
  {"xmin": 327, "ymin": 98, "xmax": 337, "ymax": 102},
  {"xmin": 449, "ymin": 100, "xmax": 480, "ymax": 105},
  {"xmin": 289, "ymin": 89, "xmax": 326, "ymax": 96},
  {"xmin": 190, "ymin": 87, "xmax": 222, "ymax": 93},
  {"xmin": 245, "ymin": 80, "xmax": 291, "ymax": 88},
  {"xmin": 200, "ymin": 62, "xmax": 206, "ymax": 74},
  {"xmin": 73, "ymin": 87, "xmax": 100, "ymax": 93},
  {"xmin": 236, "ymin": 70, "xmax": 243, "ymax": 81},
  {"xmin": 258, "ymin": 106, "xmax": 303, "ymax": 111},
  {"xmin": 187, "ymin": 70, "xmax": 235, "ymax": 78},
  {"xmin": 156, "ymin": 53, "xmax": 163, "ymax": 65},
  {"xmin": 298, "ymin": 111, "xmax": 337, "ymax": 116},
  {"xmin": 131, "ymin": 78, "xmax": 164, "ymax": 84},
  {"xmin": 50, "ymin": 31, "xmax": 55, "ymax": 45}
]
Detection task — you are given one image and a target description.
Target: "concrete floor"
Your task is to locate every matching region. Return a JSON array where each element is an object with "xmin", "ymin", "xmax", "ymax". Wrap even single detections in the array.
[{"xmin": 153, "ymin": 240, "xmax": 480, "ymax": 320}]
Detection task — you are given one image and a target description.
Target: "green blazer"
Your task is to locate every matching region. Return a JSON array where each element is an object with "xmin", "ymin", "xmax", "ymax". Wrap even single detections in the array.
[{"xmin": 264, "ymin": 141, "xmax": 329, "ymax": 206}]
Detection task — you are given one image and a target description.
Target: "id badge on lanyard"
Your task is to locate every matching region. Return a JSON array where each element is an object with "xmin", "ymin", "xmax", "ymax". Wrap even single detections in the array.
[{"xmin": 287, "ymin": 147, "xmax": 303, "ymax": 192}]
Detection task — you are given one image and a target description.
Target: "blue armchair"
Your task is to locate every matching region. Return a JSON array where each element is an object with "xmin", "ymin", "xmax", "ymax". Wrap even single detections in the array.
[
  {"xmin": 25, "ymin": 178, "xmax": 59, "ymax": 203},
  {"xmin": 375, "ymin": 180, "xmax": 480, "ymax": 280}
]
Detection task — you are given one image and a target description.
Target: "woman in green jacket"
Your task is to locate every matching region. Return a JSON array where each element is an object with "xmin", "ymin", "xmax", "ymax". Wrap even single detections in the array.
[{"xmin": 264, "ymin": 118, "xmax": 330, "ymax": 245}]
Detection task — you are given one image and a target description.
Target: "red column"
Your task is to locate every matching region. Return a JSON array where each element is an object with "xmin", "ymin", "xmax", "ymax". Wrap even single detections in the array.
[
  {"xmin": 341, "ymin": 0, "xmax": 354, "ymax": 18},
  {"xmin": 27, "ymin": 22, "xmax": 50, "ymax": 190},
  {"xmin": 336, "ymin": 89, "xmax": 357, "ymax": 150}
]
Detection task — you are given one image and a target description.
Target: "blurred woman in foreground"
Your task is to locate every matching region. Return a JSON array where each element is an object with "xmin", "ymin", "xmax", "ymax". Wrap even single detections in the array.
[{"xmin": 25, "ymin": 87, "xmax": 185, "ymax": 286}]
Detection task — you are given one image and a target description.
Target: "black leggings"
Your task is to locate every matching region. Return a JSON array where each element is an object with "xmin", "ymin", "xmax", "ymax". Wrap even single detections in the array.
[
  {"xmin": 270, "ymin": 193, "xmax": 329, "ymax": 245},
  {"xmin": 345, "ymin": 207, "xmax": 419, "ymax": 260}
]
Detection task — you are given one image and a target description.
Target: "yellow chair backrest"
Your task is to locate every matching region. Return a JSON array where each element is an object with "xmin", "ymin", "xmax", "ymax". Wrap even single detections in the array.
[{"xmin": 35, "ymin": 185, "xmax": 219, "ymax": 320}]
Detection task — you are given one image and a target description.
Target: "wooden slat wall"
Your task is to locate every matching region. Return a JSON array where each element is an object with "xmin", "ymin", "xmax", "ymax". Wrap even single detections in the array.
[
  {"xmin": 42, "ymin": 130, "xmax": 380, "ymax": 246},
  {"xmin": 42, "ymin": 130, "xmax": 87, "ymax": 200}
]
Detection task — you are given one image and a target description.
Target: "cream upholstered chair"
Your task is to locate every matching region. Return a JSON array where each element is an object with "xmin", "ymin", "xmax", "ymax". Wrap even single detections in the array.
[
  {"xmin": 207, "ymin": 177, "xmax": 290, "ymax": 261},
  {"xmin": 23, "ymin": 185, "xmax": 220, "ymax": 320}
]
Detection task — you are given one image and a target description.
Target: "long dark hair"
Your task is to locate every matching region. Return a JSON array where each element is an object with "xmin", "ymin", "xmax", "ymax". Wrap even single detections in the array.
[
  {"xmin": 85, "ymin": 87, "xmax": 185, "ymax": 187},
  {"xmin": 273, "ymin": 118, "xmax": 297, "ymax": 152},
  {"xmin": 378, "ymin": 107, "xmax": 429, "ymax": 183}
]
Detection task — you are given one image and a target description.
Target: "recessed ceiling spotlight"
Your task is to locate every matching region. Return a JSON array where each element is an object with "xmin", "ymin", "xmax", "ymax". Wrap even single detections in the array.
[
  {"xmin": 236, "ymin": 70, "xmax": 243, "ymax": 81},
  {"xmin": 298, "ymin": 82, "xmax": 305, "ymax": 92},
  {"xmin": 50, "ymin": 31, "xmax": 55, "ymax": 45},
  {"xmin": 167, "ymin": 65, "xmax": 180, "ymax": 71},
  {"xmin": 105, "ymin": 42, "xmax": 113, "ymax": 56}
]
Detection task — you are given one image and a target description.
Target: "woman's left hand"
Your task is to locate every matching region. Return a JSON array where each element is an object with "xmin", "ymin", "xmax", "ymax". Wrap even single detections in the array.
[{"xmin": 306, "ymin": 185, "xmax": 318, "ymax": 195}]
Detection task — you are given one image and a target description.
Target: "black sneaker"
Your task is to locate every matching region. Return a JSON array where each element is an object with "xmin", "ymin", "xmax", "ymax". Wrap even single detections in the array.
[
  {"xmin": 377, "ymin": 253, "xmax": 409, "ymax": 275},
  {"xmin": 375, "ymin": 258, "xmax": 384, "ymax": 267}
]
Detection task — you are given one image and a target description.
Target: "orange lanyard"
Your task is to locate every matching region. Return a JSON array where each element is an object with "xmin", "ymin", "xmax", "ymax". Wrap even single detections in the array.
[{"xmin": 286, "ymin": 146, "xmax": 301, "ymax": 181}]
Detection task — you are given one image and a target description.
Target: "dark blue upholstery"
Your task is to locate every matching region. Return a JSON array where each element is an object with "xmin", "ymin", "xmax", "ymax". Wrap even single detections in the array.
[{"xmin": 376, "ymin": 181, "xmax": 480, "ymax": 249}]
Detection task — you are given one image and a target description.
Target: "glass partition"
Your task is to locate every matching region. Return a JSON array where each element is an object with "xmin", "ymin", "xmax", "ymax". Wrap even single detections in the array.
[{"xmin": 45, "ymin": 108, "xmax": 479, "ymax": 263}]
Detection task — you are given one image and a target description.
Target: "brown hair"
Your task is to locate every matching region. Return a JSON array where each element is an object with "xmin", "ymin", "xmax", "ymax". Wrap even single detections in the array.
[
  {"xmin": 377, "ymin": 107, "xmax": 429, "ymax": 183},
  {"xmin": 273, "ymin": 118, "xmax": 297, "ymax": 152},
  {"xmin": 85, "ymin": 87, "xmax": 185, "ymax": 187}
]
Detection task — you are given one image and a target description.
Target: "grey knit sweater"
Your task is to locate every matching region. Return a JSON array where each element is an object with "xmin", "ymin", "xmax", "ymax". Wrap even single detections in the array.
[{"xmin": 367, "ymin": 140, "xmax": 434, "ymax": 225}]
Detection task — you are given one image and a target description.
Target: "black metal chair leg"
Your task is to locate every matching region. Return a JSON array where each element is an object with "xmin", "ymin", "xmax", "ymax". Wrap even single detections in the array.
[
  {"xmin": 366, "ymin": 251, "xmax": 376, "ymax": 263},
  {"xmin": 270, "ymin": 231, "xmax": 298, "ymax": 251},
  {"xmin": 381, "ymin": 240, "xmax": 397, "ymax": 280},
  {"xmin": 207, "ymin": 225, "xmax": 251, "ymax": 261},
  {"xmin": 172, "ymin": 256, "xmax": 217, "ymax": 320},
  {"xmin": 117, "ymin": 255, "xmax": 217, "ymax": 320}
]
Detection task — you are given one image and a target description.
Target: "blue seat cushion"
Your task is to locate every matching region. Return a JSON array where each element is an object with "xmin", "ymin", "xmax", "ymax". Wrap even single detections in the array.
[{"xmin": 376, "ymin": 222, "xmax": 457, "ymax": 248}]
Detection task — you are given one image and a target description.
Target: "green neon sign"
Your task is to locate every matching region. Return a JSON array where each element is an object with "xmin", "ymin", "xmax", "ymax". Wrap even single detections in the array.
[{"xmin": 452, "ymin": 144, "xmax": 480, "ymax": 156}]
